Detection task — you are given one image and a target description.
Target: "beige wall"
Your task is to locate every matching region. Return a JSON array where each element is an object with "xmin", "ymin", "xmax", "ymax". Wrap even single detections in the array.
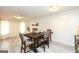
[{"xmin": 9, "ymin": 19, "xmax": 20, "ymax": 37}]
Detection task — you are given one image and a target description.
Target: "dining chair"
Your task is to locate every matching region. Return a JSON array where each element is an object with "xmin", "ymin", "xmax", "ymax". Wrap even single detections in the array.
[
  {"xmin": 47, "ymin": 29, "xmax": 52, "ymax": 41},
  {"xmin": 19, "ymin": 33, "xmax": 34, "ymax": 53},
  {"xmin": 43, "ymin": 31, "xmax": 50, "ymax": 51},
  {"xmin": 75, "ymin": 35, "xmax": 79, "ymax": 53},
  {"xmin": 37, "ymin": 31, "xmax": 50, "ymax": 52}
]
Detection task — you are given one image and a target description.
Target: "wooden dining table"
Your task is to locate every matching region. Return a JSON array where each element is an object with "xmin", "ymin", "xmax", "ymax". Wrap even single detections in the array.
[
  {"xmin": 24, "ymin": 32, "xmax": 44, "ymax": 48},
  {"xmin": 24, "ymin": 31, "xmax": 53, "ymax": 52}
]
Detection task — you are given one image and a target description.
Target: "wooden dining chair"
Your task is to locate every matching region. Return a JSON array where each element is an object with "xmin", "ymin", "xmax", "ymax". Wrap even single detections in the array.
[
  {"xmin": 19, "ymin": 34, "xmax": 34, "ymax": 53},
  {"xmin": 75, "ymin": 35, "xmax": 79, "ymax": 53},
  {"xmin": 47, "ymin": 29, "xmax": 52, "ymax": 41},
  {"xmin": 42, "ymin": 31, "xmax": 50, "ymax": 51},
  {"xmin": 37, "ymin": 31, "xmax": 50, "ymax": 52}
]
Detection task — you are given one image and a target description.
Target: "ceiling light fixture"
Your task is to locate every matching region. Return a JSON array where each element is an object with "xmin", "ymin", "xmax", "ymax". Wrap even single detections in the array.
[
  {"xmin": 48, "ymin": 6, "xmax": 60, "ymax": 12},
  {"xmin": 14, "ymin": 16, "xmax": 23, "ymax": 19}
]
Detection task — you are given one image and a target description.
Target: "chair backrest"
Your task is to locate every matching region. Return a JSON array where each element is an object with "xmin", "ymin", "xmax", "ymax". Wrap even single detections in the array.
[
  {"xmin": 43, "ymin": 31, "xmax": 50, "ymax": 39},
  {"xmin": 47, "ymin": 29, "xmax": 51, "ymax": 36},
  {"xmin": 19, "ymin": 33, "xmax": 25, "ymax": 44}
]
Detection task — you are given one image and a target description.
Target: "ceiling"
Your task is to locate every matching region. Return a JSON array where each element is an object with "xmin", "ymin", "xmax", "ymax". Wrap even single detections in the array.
[{"xmin": 0, "ymin": 6, "xmax": 79, "ymax": 19}]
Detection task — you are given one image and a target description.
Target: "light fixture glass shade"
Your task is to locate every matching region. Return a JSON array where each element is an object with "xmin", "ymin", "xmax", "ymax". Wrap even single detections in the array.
[
  {"xmin": 14, "ymin": 16, "xmax": 23, "ymax": 19},
  {"xmin": 48, "ymin": 6, "xmax": 59, "ymax": 11}
]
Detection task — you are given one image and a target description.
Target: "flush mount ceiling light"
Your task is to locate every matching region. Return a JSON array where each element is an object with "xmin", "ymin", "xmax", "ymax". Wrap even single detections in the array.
[
  {"xmin": 14, "ymin": 16, "xmax": 23, "ymax": 19},
  {"xmin": 48, "ymin": 6, "xmax": 60, "ymax": 12}
]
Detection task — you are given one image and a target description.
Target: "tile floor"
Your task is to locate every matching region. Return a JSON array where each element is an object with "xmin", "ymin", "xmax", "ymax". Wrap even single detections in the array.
[
  {"xmin": 0, "ymin": 39, "xmax": 75, "ymax": 53},
  {"xmin": 29, "ymin": 41, "xmax": 75, "ymax": 53}
]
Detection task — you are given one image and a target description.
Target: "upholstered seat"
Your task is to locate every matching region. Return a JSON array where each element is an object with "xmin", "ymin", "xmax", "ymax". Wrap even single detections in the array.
[
  {"xmin": 19, "ymin": 34, "xmax": 34, "ymax": 53},
  {"xmin": 25, "ymin": 39, "xmax": 33, "ymax": 46}
]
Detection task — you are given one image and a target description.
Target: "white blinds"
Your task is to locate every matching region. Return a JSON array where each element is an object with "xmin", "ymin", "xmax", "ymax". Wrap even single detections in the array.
[{"xmin": 1, "ymin": 21, "xmax": 9, "ymax": 35}]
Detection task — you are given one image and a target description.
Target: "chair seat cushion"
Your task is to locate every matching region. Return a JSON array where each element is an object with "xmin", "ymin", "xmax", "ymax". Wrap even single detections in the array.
[
  {"xmin": 39, "ymin": 39, "xmax": 44, "ymax": 42},
  {"xmin": 23, "ymin": 36, "xmax": 30, "ymax": 41},
  {"xmin": 25, "ymin": 40, "xmax": 33, "ymax": 46}
]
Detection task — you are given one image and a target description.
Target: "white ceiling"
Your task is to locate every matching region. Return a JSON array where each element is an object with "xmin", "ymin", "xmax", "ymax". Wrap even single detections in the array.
[{"xmin": 0, "ymin": 6, "xmax": 79, "ymax": 19}]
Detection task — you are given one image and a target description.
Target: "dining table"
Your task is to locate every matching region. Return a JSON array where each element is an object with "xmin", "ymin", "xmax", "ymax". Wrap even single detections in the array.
[
  {"xmin": 24, "ymin": 32, "xmax": 44, "ymax": 48},
  {"xmin": 24, "ymin": 32, "xmax": 44, "ymax": 53},
  {"xmin": 24, "ymin": 31, "xmax": 53, "ymax": 52}
]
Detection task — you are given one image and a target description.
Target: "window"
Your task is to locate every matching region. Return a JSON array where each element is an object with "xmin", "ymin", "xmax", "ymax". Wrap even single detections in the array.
[
  {"xmin": 20, "ymin": 22, "xmax": 26, "ymax": 33},
  {"xmin": 1, "ymin": 21, "xmax": 9, "ymax": 35}
]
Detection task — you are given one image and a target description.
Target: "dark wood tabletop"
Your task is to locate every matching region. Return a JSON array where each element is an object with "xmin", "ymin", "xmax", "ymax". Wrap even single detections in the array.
[{"xmin": 24, "ymin": 32, "xmax": 44, "ymax": 39}]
